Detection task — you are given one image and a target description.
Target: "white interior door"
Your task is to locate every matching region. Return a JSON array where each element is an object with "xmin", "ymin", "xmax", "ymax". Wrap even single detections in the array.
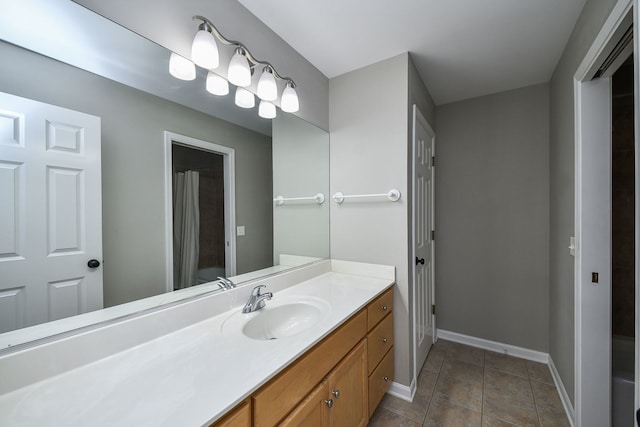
[
  {"xmin": 0, "ymin": 92, "xmax": 102, "ymax": 333},
  {"xmin": 412, "ymin": 105, "xmax": 435, "ymax": 377}
]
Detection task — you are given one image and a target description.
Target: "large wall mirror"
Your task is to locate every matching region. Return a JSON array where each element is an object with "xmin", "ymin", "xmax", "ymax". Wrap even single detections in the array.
[{"xmin": 0, "ymin": 0, "xmax": 329, "ymax": 349}]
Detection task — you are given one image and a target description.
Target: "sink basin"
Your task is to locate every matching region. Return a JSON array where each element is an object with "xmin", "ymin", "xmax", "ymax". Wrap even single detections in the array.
[{"xmin": 222, "ymin": 296, "xmax": 330, "ymax": 340}]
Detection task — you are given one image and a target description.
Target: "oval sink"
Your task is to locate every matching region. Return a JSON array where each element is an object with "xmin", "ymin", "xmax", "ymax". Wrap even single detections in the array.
[{"xmin": 222, "ymin": 296, "xmax": 330, "ymax": 340}]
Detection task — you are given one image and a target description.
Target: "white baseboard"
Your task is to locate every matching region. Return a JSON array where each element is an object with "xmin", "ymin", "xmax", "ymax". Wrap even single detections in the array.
[
  {"xmin": 437, "ymin": 329, "xmax": 548, "ymax": 363},
  {"xmin": 387, "ymin": 378, "xmax": 415, "ymax": 403},
  {"xmin": 548, "ymin": 356, "xmax": 575, "ymax": 427}
]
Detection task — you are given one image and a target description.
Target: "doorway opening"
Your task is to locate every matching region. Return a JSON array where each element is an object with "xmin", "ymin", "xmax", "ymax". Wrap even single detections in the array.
[
  {"xmin": 574, "ymin": 2, "xmax": 637, "ymax": 425},
  {"xmin": 163, "ymin": 132, "xmax": 236, "ymax": 292},
  {"xmin": 172, "ymin": 144, "xmax": 226, "ymax": 289},
  {"xmin": 611, "ymin": 53, "xmax": 636, "ymax": 427}
]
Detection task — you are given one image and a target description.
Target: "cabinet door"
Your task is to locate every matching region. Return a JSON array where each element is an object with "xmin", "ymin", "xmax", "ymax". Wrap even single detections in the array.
[
  {"xmin": 328, "ymin": 340, "xmax": 368, "ymax": 427},
  {"xmin": 210, "ymin": 399, "xmax": 251, "ymax": 427},
  {"xmin": 253, "ymin": 310, "xmax": 366, "ymax": 427},
  {"xmin": 280, "ymin": 381, "xmax": 330, "ymax": 427}
]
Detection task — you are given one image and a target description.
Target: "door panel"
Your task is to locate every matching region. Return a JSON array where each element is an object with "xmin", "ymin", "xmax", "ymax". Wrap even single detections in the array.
[
  {"xmin": 413, "ymin": 105, "xmax": 435, "ymax": 375},
  {"xmin": 328, "ymin": 340, "xmax": 367, "ymax": 427},
  {"xmin": 0, "ymin": 92, "xmax": 102, "ymax": 333}
]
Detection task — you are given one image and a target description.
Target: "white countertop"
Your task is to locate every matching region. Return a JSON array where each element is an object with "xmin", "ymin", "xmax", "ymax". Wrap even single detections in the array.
[{"xmin": 0, "ymin": 262, "xmax": 394, "ymax": 426}]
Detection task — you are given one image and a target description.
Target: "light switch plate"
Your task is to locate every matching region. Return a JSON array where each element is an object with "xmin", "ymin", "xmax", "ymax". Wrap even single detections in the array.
[
  {"xmin": 237, "ymin": 226, "xmax": 245, "ymax": 236},
  {"xmin": 569, "ymin": 236, "xmax": 575, "ymax": 256}
]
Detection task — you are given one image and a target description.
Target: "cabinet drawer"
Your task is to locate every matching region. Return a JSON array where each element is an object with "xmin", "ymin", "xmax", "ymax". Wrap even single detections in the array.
[
  {"xmin": 367, "ymin": 288, "xmax": 393, "ymax": 330},
  {"xmin": 367, "ymin": 313, "xmax": 393, "ymax": 374},
  {"xmin": 253, "ymin": 309, "xmax": 367, "ymax": 427},
  {"xmin": 368, "ymin": 347, "xmax": 394, "ymax": 418}
]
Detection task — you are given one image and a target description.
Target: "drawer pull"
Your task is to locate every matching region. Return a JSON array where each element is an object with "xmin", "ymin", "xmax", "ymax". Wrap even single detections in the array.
[
  {"xmin": 381, "ymin": 337, "xmax": 388, "ymax": 343},
  {"xmin": 381, "ymin": 305, "xmax": 388, "ymax": 311},
  {"xmin": 383, "ymin": 376, "xmax": 389, "ymax": 382},
  {"xmin": 331, "ymin": 389, "xmax": 340, "ymax": 398},
  {"xmin": 325, "ymin": 399, "xmax": 334, "ymax": 408}
]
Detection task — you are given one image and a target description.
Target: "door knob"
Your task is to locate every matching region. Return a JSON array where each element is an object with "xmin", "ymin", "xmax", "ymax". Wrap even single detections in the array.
[
  {"xmin": 416, "ymin": 257, "xmax": 425, "ymax": 265},
  {"xmin": 331, "ymin": 389, "xmax": 340, "ymax": 398},
  {"xmin": 87, "ymin": 259, "xmax": 101, "ymax": 268},
  {"xmin": 324, "ymin": 399, "xmax": 334, "ymax": 408}
]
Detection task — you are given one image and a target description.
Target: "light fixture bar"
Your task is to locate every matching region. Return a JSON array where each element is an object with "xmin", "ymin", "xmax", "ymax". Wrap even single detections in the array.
[{"xmin": 192, "ymin": 15, "xmax": 296, "ymax": 88}]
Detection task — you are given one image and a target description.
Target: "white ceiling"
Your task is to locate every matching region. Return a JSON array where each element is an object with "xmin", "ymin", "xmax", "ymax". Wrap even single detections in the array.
[{"xmin": 238, "ymin": 0, "xmax": 587, "ymax": 105}]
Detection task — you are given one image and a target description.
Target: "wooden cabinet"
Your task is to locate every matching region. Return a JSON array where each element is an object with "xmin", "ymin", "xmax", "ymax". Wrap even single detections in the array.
[
  {"xmin": 367, "ymin": 313, "xmax": 394, "ymax": 374},
  {"xmin": 366, "ymin": 288, "xmax": 394, "ymax": 417},
  {"xmin": 367, "ymin": 289, "xmax": 393, "ymax": 330},
  {"xmin": 280, "ymin": 381, "xmax": 330, "ymax": 427},
  {"xmin": 328, "ymin": 340, "xmax": 368, "ymax": 427},
  {"xmin": 282, "ymin": 340, "xmax": 368, "ymax": 427},
  {"xmin": 368, "ymin": 348, "xmax": 394, "ymax": 417},
  {"xmin": 210, "ymin": 399, "xmax": 251, "ymax": 427},
  {"xmin": 217, "ymin": 287, "xmax": 394, "ymax": 427},
  {"xmin": 252, "ymin": 310, "xmax": 366, "ymax": 427}
]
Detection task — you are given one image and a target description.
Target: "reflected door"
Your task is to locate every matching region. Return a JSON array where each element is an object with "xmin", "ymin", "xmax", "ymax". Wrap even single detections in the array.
[
  {"xmin": 0, "ymin": 92, "xmax": 103, "ymax": 333},
  {"xmin": 412, "ymin": 105, "xmax": 435, "ymax": 375}
]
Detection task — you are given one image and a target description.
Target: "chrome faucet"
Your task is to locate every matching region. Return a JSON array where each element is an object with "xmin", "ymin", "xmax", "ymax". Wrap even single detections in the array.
[
  {"xmin": 242, "ymin": 285, "xmax": 272, "ymax": 313},
  {"xmin": 217, "ymin": 277, "xmax": 235, "ymax": 290}
]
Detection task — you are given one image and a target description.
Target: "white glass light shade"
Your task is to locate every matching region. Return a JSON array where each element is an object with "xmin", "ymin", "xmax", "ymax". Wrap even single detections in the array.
[
  {"xmin": 206, "ymin": 72, "xmax": 229, "ymax": 96},
  {"xmin": 235, "ymin": 87, "xmax": 255, "ymax": 108},
  {"xmin": 281, "ymin": 82, "xmax": 299, "ymax": 113},
  {"xmin": 257, "ymin": 67, "xmax": 278, "ymax": 101},
  {"xmin": 169, "ymin": 52, "xmax": 196, "ymax": 81},
  {"xmin": 228, "ymin": 49, "xmax": 252, "ymax": 87},
  {"xmin": 192, "ymin": 28, "xmax": 219, "ymax": 69},
  {"xmin": 258, "ymin": 100, "xmax": 276, "ymax": 119}
]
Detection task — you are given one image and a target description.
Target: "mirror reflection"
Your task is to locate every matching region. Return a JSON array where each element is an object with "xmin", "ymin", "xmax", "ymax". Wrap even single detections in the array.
[{"xmin": 0, "ymin": 0, "xmax": 329, "ymax": 349}]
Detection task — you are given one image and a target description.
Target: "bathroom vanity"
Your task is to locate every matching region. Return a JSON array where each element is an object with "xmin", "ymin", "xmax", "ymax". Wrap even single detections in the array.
[{"xmin": 0, "ymin": 260, "xmax": 395, "ymax": 426}]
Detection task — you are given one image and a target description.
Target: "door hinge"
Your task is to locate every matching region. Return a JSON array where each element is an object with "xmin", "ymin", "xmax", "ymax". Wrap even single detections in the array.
[
  {"xmin": 431, "ymin": 156, "xmax": 435, "ymax": 167},
  {"xmin": 432, "ymin": 304, "xmax": 436, "ymax": 315},
  {"xmin": 431, "ymin": 230, "xmax": 435, "ymax": 241}
]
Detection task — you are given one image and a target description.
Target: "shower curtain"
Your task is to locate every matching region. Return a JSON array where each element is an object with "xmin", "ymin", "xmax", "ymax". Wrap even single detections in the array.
[{"xmin": 173, "ymin": 170, "xmax": 200, "ymax": 289}]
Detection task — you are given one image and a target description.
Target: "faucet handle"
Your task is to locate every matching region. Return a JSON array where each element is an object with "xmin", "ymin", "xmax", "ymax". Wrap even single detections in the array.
[
  {"xmin": 251, "ymin": 285, "xmax": 266, "ymax": 296},
  {"xmin": 217, "ymin": 277, "xmax": 235, "ymax": 289}
]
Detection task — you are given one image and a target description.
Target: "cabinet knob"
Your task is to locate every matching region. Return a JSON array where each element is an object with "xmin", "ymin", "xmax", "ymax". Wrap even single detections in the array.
[
  {"xmin": 324, "ymin": 399, "xmax": 334, "ymax": 408},
  {"xmin": 381, "ymin": 337, "xmax": 388, "ymax": 343},
  {"xmin": 331, "ymin": 389, "xmax": 340, "ymax": 398},
  {"xmin": 381, "ymin": 305, "xmax": 388, "ymax": 311},
  {"xmin": 383, "ymin": 376, "xmax": 389, "ymax": 382}
]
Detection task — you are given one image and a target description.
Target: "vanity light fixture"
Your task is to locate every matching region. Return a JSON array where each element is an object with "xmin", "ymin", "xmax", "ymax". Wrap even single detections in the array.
[
  {"xmin": 206, "ymin": 71, "xmax": 229, "ymax": 96},
  {"xmin": 257, "ymin": 66, "xmax": 277, "ymax": 101},
  {"xmin": 191, "ymin": 21, "xmax": 219, "ymax": 69},
  {"xmin": 169, "ymin": 52, "xmax": 196, "ymax": 80},
  {"xmin": 169, "ymin": 15, "xmax": 300, "ymax": 116},
  {"xmin": 235, "ymin": 87, "xmax": 255, "ymax": 108},
  {"xmin": 281, "ymin": 81, "xmax": 300, "ymax": 113},
  {"xmin": 228, "ymin": 48, "xmax": 252, "ymax": 87},
  {"xmin": 258, "ymin": 100, "xmax": 276, "ymax": 119}
]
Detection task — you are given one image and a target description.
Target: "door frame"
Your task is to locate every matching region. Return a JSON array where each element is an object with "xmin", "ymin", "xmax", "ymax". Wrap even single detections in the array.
[
  {"xmin": 411, "ymin": 104, "xmax": 436, "ymax": 385},
  {"xmin": 163, "ymin": 131, "xmax": 236, "ymax": 292},
  {"xmin": 573, "ymin": 0, "xmax": 638, "ymax": 424}
]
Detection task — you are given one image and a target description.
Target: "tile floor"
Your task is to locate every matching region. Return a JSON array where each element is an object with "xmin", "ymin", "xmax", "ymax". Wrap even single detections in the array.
[{"xmin": 368, "ymin": 340, "xmax": 570, "ymax": 427}]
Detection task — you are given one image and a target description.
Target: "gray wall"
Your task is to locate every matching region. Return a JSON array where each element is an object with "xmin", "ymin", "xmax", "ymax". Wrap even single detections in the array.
[
  {"xmin": 330, "ymin": 53, "xmax": 436, "ymax": 387},
  {"xmin": 435, "ymin": 84, "xmax": 550, "ymax": 352},
  {"xmin": 272, "ymin": 114, "xmax": 330, "ymax": 261},
  {"xmin": 0, "ymin": 41, "xmax": 273, "ymax": 307},
  {"xmin": 548, "ymin": 0, "xmax": 619, "ymax": 403}
]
